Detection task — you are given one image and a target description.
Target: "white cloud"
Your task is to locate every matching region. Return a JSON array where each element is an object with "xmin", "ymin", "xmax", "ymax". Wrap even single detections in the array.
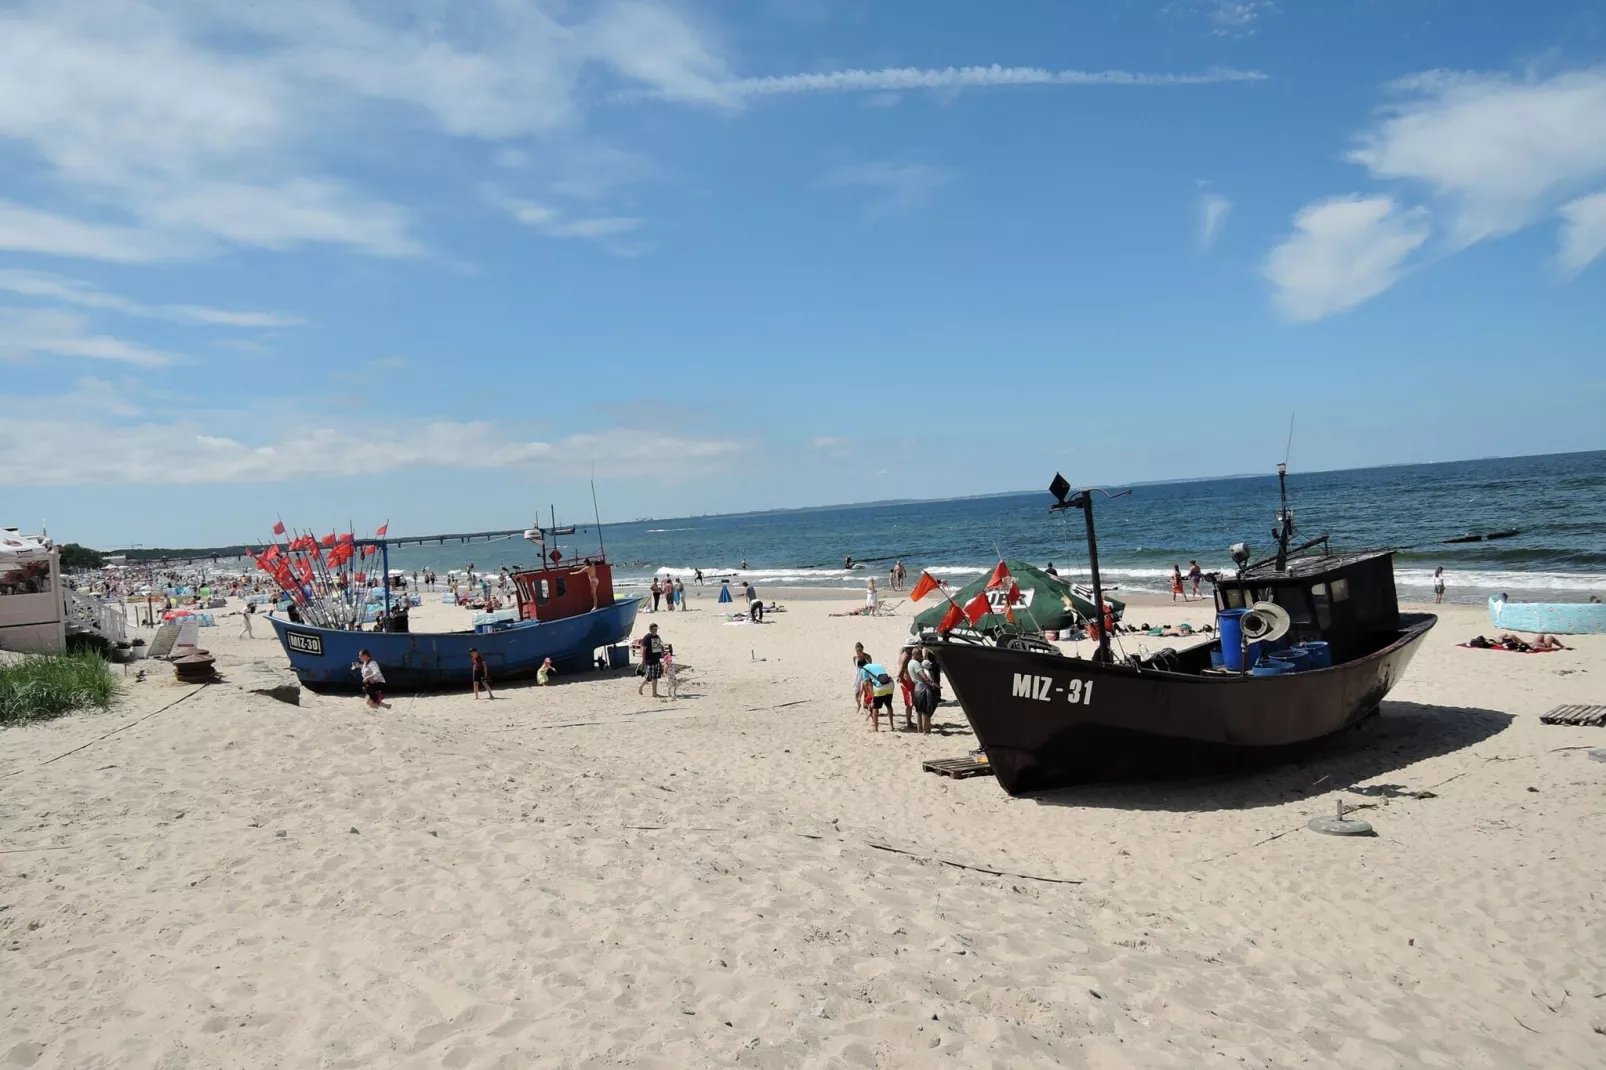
[
  {"xmin": 0, "ymin": 0, "xmax": 730, "ymax": 262},
  {"xmin": 0, "ymin": 200, "xmax": 170, "ymax": 263},
  {"xmin": 1556, "ymin": 191, "xmax": 1606, "ymax": 274},
  {"xmin": 498, "ymin": 195, "xmax": 644, "ymax": 241},
  {"xmin": 705, "ymin": 63, "xmax": 1266, "ymax": 100},
  {"xmin": 0, "ymin": 269, "xmax": 304, "ymax": 326},
  {"xmin": 0, "ymin": 409, "xmax": 746, "ymax": 485},
  {"xmin": 821, "ymin": 162, "xmax": 951, "ymax": 216},
  {"xmin": 1349, "ymin": 68, "xmax": 1606, "ymax": 248},
  {"xmin": 1264, "ymin": 196, "xmax": 1430, "ymax": 322},
  {"xmin": 0, "ymin": 308, "xmax": 178, "ymax": 367},
  {"xmin": 1175, "ymin": 1, "xmax": 1271, "ymax": 38},
  {"xmin": 1200, "ymin": 193, "xmax": 1232, "ymax": 248}
]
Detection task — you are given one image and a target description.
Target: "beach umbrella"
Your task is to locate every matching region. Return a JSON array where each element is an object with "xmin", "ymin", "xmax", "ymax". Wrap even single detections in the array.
[{"xmin": 911, "ymin": 560, "xmax": 1125, "ymax": 637}]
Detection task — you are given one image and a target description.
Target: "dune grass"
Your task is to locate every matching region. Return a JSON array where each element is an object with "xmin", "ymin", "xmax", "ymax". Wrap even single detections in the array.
[{"xmin": 0, "ymin": 652, "xmax": 119, "ymax": 725}]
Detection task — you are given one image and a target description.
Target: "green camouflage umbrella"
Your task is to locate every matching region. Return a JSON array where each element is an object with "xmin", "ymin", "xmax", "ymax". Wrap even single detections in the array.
[{"xmin": 911, "ymin": 560, "xmax": 1125, "ymax": 636}]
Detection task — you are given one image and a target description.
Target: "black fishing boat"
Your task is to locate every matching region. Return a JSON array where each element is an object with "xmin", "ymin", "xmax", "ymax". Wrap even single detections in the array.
[{"xmin": 931, "ymin": 467, "xmax": 1436, "ymax": 795}]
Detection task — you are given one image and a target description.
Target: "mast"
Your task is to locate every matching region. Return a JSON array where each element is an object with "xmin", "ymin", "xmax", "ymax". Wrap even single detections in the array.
[
  {"xmin": 1078, "ymin": 490, "xmax": 1113, "ymax": 664},
  {"xmin": 1273, "ymin": 463, "xmax": 1294, "ymax": 572},
  {"xmin": 1048, "ymin": 473, "xmax": 1114, "ymax": 664}
]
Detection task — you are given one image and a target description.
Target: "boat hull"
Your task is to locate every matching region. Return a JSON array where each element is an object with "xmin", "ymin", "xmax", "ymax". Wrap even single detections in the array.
[
  {"xmin": 935, "ymin": 613, "xmax": 1436, "ymax": 795},
  {"xmin": 1488, "ymin": 596, "xmax": 1606, "ymax": 635},
  {"xmin": 266, "ymin": 599, "xmax": 639, "ymax": 690}
]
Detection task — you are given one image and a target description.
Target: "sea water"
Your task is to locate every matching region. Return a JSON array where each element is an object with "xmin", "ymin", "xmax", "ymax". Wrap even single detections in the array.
[{"xmin": 382, "ymin": 450, "xmax": 1606, "ymax": 604}]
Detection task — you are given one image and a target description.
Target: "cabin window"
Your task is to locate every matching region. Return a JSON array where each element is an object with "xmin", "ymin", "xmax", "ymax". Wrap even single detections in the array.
[
  {"xmin": 536, "ymin": 579, "xmax": 549, "ymax": 604},
  {"xmin": 1330, "ymin": 577, "xmax": 1350, "ymax": 603},
  {"xmin": 1311, "ymin": 583, "xmax": 1332, "ymax": 629},
  {"xmin": 1222, "ymin": 588, "xmax": 1246, "ymax": 609},
  {"xmin": 1271, "ymin": 586, "xmax": 1312, "ymax": 624},
  {"xmin": 555, "ymin": 578, "xmax": 567, "ymax": 598}
]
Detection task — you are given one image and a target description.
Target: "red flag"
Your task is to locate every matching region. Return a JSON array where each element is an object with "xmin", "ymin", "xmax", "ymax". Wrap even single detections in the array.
[
  {"xmin": 322, "ymin": 533, "xmax": 336, "ymax": 548},
  {"xmin": 355, "ymin": 572, "xmax": 366, "ymax": 585},
  {"xmin": 1006, "ymin": 581, "xmax": 1021, "ymax": 605},
  {"xmin": 986, "ymin": 561, "xmax": 1011, "ymax": 590},
  {"xmin": 910, "ymin": 571, "xmax": 939, "ymax": 602},
  {"xmin": 938, "ymin": 602, "xmax": 964, "ymax": 632},
  {"xmin": 1004, "ymin": 603, "xmax": 1016, "ymax": 625},
  {"xmin": 264, "ymin": 544, "xmax": 280, "ymax": 560},
  {"xmin": 964, "ymin": 591, "xmax": 992, "ymax": 625},
  {"xmin": 376, "ymin": 522, "xmax": 388, "ymax": 537},
  {"xmin": 363, "ymin": 545, "xmax": 376, "ymax": 557},
  {"xmin": 272, "ymin": 521, "xmax": 285, "ymax": 535},
  {"xmin": 339, "ymin": 532, "xmax": 354, "ymax": 545}
]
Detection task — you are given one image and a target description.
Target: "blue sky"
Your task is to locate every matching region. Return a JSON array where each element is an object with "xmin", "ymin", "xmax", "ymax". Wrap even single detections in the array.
[{"xmin": 1, "ymin": 0, "xmax": 1603, "ymax": 547}]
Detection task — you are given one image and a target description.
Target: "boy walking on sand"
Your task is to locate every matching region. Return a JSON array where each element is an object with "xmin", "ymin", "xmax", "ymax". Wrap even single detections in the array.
[{"xmin": 470, "ymin": 647, "xmax": 493, "ymax": 700}]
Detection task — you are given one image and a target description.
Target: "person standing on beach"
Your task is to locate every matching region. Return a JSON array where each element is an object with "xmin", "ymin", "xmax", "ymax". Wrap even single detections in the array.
[
  {"xmin": 1044, "ymin": 562, "xmax": 1058, "ymax": 577},
  {"xmin": 1433, "ymin": 566, "xmax": 1446, "ymax": 604},
  {"xmin": 237, "ymin": 600, "xmax": 256, "ymax": 639},
  {"xmin": 1171, "ymin": 565, "xmax": 1186, "ymax": 602},
  {"xmin": 636, "ymin": 623, "xmax": 666, "ymax": 698},
  {"xmin": 1188, "ymin": 561, "xmax": 1202, "ymax": 599},
  {"xmin": 694, "ymin": 568, "xmax": 704, "ymax": 586},
  {"xmin": 909, "ymin": 650, "xmax": 939, "ymax": 735},
  {"xmin": 865, "ymin": 578, "xmax": 879, "ymax": 616},
  {"xmin": 650, "ymin": 577, "xmax": 663, "ymax": 612},
  {"xmin": 664, "ymin": 577, "xmax": 675, "ymax": 612},
  {"xmin": 470, "ymin": 647, "xmax": 493, "ymax": 700},
  {"xmin": 674, "ymin": 578, "xmax": 687, "ymax": 609},
  {"xmin": 896, "ymin": 638, "xmax": 918, "ymax": 730},
  {"xmin": 356, "ymin": 650, "xmax": 391, "ymax": 710}
]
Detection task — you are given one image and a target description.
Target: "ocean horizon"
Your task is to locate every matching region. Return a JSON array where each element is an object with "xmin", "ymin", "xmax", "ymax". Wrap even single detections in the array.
[{"xmin": 139, "ymin": 449, "xmax": 1606, "ymax": 606}]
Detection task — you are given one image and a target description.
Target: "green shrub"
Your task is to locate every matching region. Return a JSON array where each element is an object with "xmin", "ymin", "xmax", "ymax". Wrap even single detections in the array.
[{"xmin": 0, "ymin": 652, "xmax": 119, "ymax": 725}]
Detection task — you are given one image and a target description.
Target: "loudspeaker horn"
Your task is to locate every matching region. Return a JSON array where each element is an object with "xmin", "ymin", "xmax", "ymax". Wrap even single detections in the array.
[{"xmin": 1241, "ymin": 601, "xmax": 1292, "ymax": 644}]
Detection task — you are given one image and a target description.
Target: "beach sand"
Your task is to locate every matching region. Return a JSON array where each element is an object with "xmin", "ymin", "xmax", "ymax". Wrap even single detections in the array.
[{"xmin": 2, "ymin": 587, "xmax": 1604, "ymax": 1068}]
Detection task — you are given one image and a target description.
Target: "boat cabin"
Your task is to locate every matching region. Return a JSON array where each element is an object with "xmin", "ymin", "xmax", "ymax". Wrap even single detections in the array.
[
  {"xmin": 511, "ymin": 558, "xmax": 616, "ymax": 623},
  {"xmin": 1214, "ymin": 550, "xmax": 1401, "ymax": 660}
]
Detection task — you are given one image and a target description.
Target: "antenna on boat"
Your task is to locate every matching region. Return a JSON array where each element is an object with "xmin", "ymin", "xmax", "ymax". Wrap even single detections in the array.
[{"xmin": 590, "ymin": 466, "xmax": 606, "ymax": 560}]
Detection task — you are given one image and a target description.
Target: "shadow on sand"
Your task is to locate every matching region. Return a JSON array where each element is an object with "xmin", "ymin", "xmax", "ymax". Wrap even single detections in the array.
[{"xmin": 1028, "ymin": 701, "xmax": 1516, "ymax": 813}]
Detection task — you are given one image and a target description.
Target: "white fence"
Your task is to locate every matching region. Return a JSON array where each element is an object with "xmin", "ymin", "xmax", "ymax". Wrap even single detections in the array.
[{"xmin": 64, "ymin": 587, "xmax": 128, "ymax": 646}]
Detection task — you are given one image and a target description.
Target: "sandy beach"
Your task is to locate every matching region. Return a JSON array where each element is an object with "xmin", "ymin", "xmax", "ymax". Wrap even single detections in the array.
[{"xmin": 2, "ymin": 587, "xmax": 1604, "ymax": 1068}]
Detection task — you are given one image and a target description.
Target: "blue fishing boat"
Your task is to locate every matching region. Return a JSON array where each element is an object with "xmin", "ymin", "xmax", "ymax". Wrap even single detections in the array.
[
  {"xmin": 1488, "ymin": 594, "xmax": 1606, "ymax": 635},
  {"xmin": 261, "ymin": 517, "xmax": 639, "ymax": 691},
  {"xmin": 266, "ymin": 596, "xmax": 637, "ymax": 690}
]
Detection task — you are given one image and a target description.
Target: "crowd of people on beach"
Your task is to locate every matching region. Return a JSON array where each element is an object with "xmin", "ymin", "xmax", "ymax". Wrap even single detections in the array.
[
  {"xmin": 852, "ymin": 637, "xmax": 940, "ymax": 734},
  {"xmin": 646, "ymin": 576, "xmax": 687, "ymax": 612}
]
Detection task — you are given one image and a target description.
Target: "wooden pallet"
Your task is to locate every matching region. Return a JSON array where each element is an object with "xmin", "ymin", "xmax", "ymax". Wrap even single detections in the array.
[
  {"xmin": 922, "ymin": 755, "xmax": 995, "ymax": 780},
  {"xmin": 1540, "ymin": 704, "xmax": 1606, "ymax": 727}
]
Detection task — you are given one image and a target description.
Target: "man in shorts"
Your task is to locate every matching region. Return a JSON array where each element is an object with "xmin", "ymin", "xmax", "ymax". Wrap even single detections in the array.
[
  {"xmin": 895, "ymin": 637, "xmax": 919, "ymax": 730},
  {"xmin": 636, "ymin": 623, "xmax": 666, "ymax": 698}
]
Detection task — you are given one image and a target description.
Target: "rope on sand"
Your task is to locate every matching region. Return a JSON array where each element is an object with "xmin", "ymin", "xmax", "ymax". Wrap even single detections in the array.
[{"xmin": 0, "ymin": 685, "xmax": 206, "ymax": 782}]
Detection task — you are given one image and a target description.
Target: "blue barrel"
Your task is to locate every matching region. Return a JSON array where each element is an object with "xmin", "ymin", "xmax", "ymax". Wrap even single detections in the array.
[
  {"xmin": 1269, "ymin": 648, "xmax": 1313, "ymax": 672},
  {"xmin": 1250, "ymin": 659, "xmax": 1295, "ymax": 676},
  {"xmin": 607, "ymin": 645, "xmax": 631, "ymax": 669},
  {"xmin": 1298, "ymin": 641, "xmax": 1332, "ymax": 669},
  {"xmin": 1209, "ymin": 648, "xmax": 1224, "ymax": 669},
  {"xmin": 1217, "ymin": 610, "xmax": 1263, "ymax": 671}
]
